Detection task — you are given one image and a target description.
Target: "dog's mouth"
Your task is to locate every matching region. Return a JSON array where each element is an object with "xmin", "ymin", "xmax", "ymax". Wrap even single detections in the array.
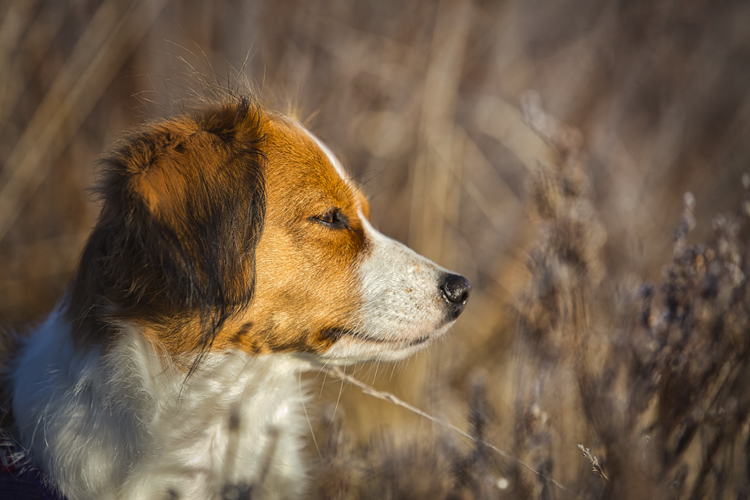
[{"xmin": 321, "ymin": 328, "xmax": 432, "ymax": 347}]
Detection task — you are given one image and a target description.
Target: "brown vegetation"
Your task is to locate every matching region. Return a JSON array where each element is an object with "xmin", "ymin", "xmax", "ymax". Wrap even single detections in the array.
[{"xmin": 2, "ymin": 0, "xmax": 750, "ymax": 498}]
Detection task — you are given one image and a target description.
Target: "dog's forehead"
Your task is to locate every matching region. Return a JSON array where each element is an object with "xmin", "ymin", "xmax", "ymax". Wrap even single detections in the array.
[
  {"xmin": 265, "ymin": 118, "xmax": 334, "ymax": 175},
  {"xmin": 264, "ymin": 116, "xmax": 362, "ymax": 208}
]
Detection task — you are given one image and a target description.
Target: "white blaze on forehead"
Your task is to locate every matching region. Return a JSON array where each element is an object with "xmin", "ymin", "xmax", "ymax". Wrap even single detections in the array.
[{"xmin": 294, "ymin": 121, "xmax": 351, "ymax": 185}]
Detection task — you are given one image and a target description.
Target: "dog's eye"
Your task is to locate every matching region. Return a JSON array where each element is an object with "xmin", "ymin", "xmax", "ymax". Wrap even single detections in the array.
[{"xmin": 311, "ymin": 208, "xmax": 349, "ymax": 229}]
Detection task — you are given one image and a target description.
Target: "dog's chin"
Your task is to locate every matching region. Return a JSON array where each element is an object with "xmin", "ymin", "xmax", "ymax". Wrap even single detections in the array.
[{"xmin": 315, "ymin": 321, "xmax": 455, "ymax": 365}]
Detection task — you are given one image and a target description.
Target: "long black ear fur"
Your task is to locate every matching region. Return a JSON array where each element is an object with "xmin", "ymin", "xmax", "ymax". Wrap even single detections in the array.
[{"xmin": 69, "ymin": 97, "xmax": 266, "ymax": 357}]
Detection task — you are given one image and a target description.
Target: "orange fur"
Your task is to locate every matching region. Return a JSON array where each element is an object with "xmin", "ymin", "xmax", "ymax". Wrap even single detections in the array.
[
  {"xmin": 68, "ymin": 100, "xmax": 371, "ymax": 361},
  {"xmin": 224, "ymin": 115, "xmax": 371, "ymax": 354}
]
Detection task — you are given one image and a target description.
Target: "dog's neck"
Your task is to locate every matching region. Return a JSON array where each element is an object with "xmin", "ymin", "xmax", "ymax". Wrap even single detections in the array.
[{"xmin": 11, "ymin": 305, "xmax": 312, "ymax": 500}]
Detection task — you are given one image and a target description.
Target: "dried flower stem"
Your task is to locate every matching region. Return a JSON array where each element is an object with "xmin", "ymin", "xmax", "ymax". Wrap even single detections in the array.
[
  {"xmin": 322, "ymin": 365, "xmax": 577, "ymax": 497},
  {"xmin": 577, "ymin": 444, "xmax": 608, "ymax": 481}
]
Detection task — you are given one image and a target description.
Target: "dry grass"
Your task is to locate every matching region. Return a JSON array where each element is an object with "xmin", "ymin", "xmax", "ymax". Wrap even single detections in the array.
[{"xmin": 2, "ymin": 0, "xmax": 750, "ymax": 498}]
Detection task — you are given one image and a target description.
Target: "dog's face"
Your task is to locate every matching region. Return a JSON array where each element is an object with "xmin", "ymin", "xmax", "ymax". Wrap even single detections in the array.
[
  {"xmin": 230, "ymin": 116, "xmax": 469, "ymax": 363},
  {"xmin": 70, "ymin": 99, "xmax": 469, "ymax": 364}
]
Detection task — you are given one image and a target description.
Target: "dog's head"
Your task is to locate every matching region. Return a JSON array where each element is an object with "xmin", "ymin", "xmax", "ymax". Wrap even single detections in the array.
[{"xmin": 69, "ymin": 98, "xmax": 470, "ymax": 365}]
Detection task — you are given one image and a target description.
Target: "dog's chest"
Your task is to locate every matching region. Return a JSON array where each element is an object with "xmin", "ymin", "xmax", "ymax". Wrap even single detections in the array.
[{"xmin": 12, "ymin": 316, "xmax": 310, "ymax": 500}]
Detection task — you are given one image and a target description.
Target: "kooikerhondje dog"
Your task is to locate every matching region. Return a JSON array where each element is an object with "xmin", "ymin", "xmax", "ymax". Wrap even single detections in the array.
[{"xmin": 2, "ymin": 96, "xmax": 471, "ymax": 500}]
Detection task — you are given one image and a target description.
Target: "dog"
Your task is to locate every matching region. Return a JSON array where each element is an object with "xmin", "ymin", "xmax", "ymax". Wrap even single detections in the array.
[{"xmin": 1, "ymin": 96, "xmax": 471, "ymax": 500}]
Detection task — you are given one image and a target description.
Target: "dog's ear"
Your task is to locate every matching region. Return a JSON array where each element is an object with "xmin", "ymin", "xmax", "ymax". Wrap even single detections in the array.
[{"xmin": 71, "ymin": 98, "xmax": 266, "ymax": 351}]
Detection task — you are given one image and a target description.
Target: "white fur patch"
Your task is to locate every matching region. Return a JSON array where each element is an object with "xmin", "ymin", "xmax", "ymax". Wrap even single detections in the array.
[
  {"xmin": 298, "ymin": 125, "xmax": 459, "ymax": 364},
  {"xmin": 12, "ymin": 309, "xmax": 312, "ymax": 500},
  {"xmin": 297, "ymin": 122, "xmax": 351, "ymax": 183},
  {"xmin": 320, "ymin": 210, "xmax": 456, "ymax": 364}
]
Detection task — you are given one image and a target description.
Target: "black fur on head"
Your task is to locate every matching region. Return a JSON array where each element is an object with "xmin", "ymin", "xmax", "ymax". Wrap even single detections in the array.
[{"xmin": 68, "ymin": 97, "xmax": 267, "ymax": 364}]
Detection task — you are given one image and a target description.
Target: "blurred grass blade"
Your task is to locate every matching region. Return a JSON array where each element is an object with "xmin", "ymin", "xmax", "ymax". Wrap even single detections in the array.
[{"xmin": 0, "ymin": 0, "xmax": 170, "ymax": 242}]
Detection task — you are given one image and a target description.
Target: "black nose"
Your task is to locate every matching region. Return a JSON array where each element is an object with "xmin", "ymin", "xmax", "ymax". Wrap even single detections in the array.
[{"xmin": 440, "ymin": 273, "xmax": 471, "ymax": 318}]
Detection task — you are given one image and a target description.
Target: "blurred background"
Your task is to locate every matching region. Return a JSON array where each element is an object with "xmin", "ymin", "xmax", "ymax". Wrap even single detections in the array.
[{"xmin": 2, "ymin": 0, "xmax": 750, "ymax": 498}]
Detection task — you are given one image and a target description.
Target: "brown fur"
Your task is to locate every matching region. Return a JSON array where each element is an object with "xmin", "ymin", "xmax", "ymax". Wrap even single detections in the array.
[
  {"xmin": 224, "ymin": 116, "xmax": 371, "ymax": 355},
  {"xmin": 65, "ymin": 98, "xmax": 371, "ymax": 363}
]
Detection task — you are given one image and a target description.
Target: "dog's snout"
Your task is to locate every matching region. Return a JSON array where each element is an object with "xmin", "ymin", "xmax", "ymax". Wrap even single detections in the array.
[{"xmin": 440, "ymin": 273, "xmax": 471, "ymax": 317}]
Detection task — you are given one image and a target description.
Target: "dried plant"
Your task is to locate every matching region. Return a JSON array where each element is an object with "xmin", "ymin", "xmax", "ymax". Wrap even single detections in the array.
[
  {"xmin": 305, "ymin": 97, "xmax": 750, "ymax": 500},
  {"xmin": 3, "ymin": 1, "xmax": 750, "ymax": 499}
]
